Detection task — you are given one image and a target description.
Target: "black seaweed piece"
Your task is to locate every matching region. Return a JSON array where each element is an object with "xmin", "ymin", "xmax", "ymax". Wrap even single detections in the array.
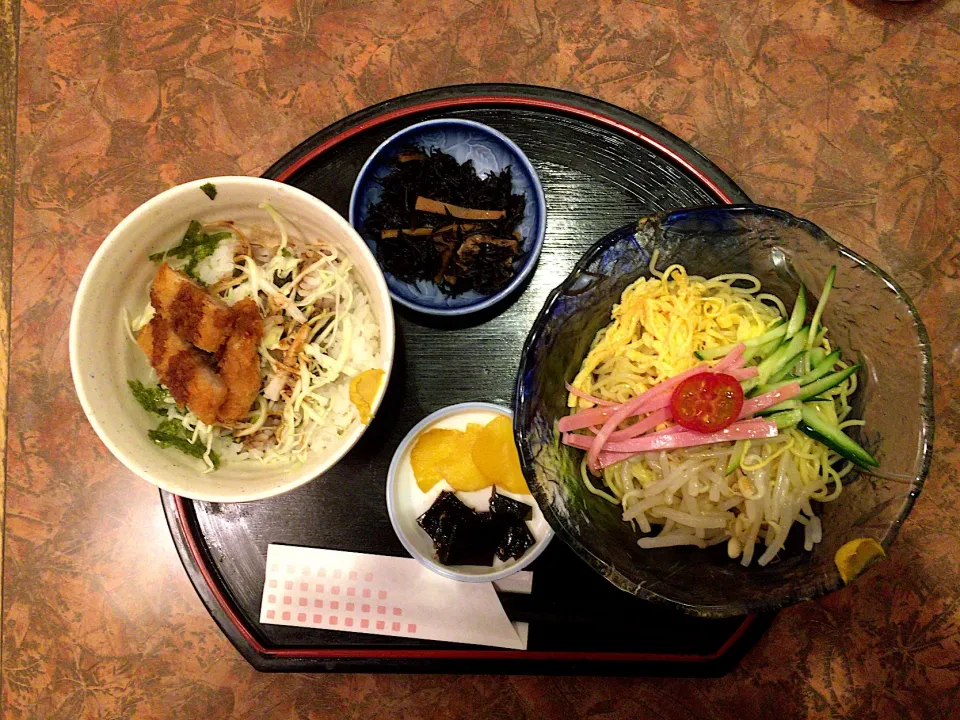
[
  {"xmin": 495, "ymin": 518, "xmax": 535, "ymax": 561},
  {"xmin": 362, "ymin": 146, "xmax": 526, "ymax": 294},
  {"xmin": 418, "ymin": 492, "xmax": 497, "ymax": 566},
  {"xmin": 419, "ymin": 490, "xmax": 536, "ymax": 566},
  {"xmin": 376, "ymin": 232, "xmax": 444, "ymax": 284},
  {"xmin": 453, "ymin": 234, "xmax": 522, "ymax": 294},
  {"xmin": 417, "ymin": 491, "xmax": 471, "ymax": 537},
  {"xmin": 437, "ymin": 515, "xmax": 497, "ymax": 567},
  {"xmin": 489, "ymin": 487, "xmax": 533, "ymax": 521}
]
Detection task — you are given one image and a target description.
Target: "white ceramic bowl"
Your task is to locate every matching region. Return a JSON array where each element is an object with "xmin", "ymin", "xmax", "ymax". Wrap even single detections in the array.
[
  {"xmin": 69, "ymin": 176, "xmax": 395, "ymax": 502},
  {"xmin": 386, "ymin": 402, "xmax": 553, "ymax": 582}
]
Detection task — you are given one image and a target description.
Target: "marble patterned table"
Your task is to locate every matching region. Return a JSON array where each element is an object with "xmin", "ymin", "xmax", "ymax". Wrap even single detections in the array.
[{"xmin": 2, "ymin": 1, "xmax": 958, "ymax": 718}]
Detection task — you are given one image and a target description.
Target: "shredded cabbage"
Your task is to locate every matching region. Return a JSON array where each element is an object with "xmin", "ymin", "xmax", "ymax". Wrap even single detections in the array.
[{"xmin": 130, "ymin": 207, "xmax": 382, "ymax": 469}]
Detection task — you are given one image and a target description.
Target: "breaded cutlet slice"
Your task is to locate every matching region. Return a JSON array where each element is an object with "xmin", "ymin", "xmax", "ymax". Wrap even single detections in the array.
[
  {"xmin": 137, "ymin": 316, "xmax": 227, "ymax": 425},
  {"xmin": 150, "ymin": 263, "xmax": 234, "ymax": 353},
  {"xmin": 217, "ymin": 298, "xmax": 264, "ymax": 423}
]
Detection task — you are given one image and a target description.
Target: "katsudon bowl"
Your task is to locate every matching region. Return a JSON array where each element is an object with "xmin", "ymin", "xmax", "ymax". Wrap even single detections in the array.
[{"xmin": 70, "ymin": 177, "xmax": 395, "ymax": 502}]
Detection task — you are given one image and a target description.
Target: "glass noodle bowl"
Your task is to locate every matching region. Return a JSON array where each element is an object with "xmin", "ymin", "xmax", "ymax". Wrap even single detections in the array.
[{"xmin": 515, "ymin": 206, "xmax": 932, "ymax": 617}]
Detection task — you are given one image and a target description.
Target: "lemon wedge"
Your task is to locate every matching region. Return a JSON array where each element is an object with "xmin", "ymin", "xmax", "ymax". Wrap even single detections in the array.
[{"xmin": 834, "ymin": 538, "xmax": 885, "ymax": 584}]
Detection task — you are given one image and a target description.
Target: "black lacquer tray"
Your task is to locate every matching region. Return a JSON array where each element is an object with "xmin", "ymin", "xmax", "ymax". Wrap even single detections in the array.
[{"xmin": 161, "ymin": 84, "xmax": 774, "ymax": 674}]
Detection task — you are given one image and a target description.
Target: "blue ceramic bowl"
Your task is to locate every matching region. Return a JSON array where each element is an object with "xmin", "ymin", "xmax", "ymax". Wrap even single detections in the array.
[
  {"xmin": 514, "ymin": 204, "xmax": 933, "ymax": 617},
  {"xmin": 349, "ymin": 119, "xmax": 546, "ymax": 316}
]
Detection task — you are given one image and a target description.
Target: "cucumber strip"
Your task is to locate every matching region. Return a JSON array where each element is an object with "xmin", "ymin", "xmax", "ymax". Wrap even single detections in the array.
[
  {"xmin": 809, "ymin": 347, "xmax": 826, "ymax": 367},
  {"xmin": 798, "ymin": 404, "xmax": 878, "ymax": 468},
  {"xmin": 756, "ymin": 363, "xmax": 859, "ymax": 402},
  {"xmin": 725, "ymin": 440, "xmax": 747, "ymax": 476},
  {"xmin": 769, "ymin": 408, "xmax": 803, "ymax": 430},
  {"xmin": 749, "ymin": 336, "xmax": 784, "ymax": 363},
  {"xmin": 805, "ymin": 266, "xmax": 836, "ymax": 357},
  {"xmin": 757, "ymin": 398, "xmax": 802, "ymax": 416},
  {"xmin": 757, "ymin": 327, "xmax": 810, "ymax": 385},
  {"xmin": 785, "ymin": 284, "xmax": 807, "ymax": 338},
  {"xmin": 740, "ymin": 377, "xmax": 759, "ymax": 395},
  {"xmin": 795, "ymin": 364, "xmax": 861, "ymax": 401},
  {"xmin": 813, "ymin": 327, "xmax": 827, "ymax": 346},
  {"xmin": 807, "ymin": 398, "xmax": 839, "ymax": 427},
  {"xmin": 769, "ymin": 350, "xmax": 806, "ymax": 384},
  {"xmin": 751, "ymin": 378, "xmax": 795, "ymax": 397},
  {"xmin": 695, "ymin": 322, "xmax": 786, "ymax": 361},
  {"xmin": 798, "ymin": 350, "xmax": 842, "ymax": 387}
]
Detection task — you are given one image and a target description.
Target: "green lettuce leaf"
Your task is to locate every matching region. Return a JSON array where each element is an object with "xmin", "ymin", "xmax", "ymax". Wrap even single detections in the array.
[
  {"xmin": 128, "ymin": 380, "xmax": 168, "ymax": 415},
  {"xmin": 147, "ymin": 419, "xmax": 221, "ymax": 469}
]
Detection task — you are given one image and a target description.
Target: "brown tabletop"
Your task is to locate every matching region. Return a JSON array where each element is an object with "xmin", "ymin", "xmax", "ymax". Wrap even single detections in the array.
[{"xmin": 3, "ymin": 0, "xmax": 959, "ymax": 718}]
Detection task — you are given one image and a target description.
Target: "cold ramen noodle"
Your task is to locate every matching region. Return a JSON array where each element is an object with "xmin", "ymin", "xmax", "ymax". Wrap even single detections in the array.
[
  {"xmin": 562, "ymin": 255, "xmax": 877, "ymax": 567},
  {"xmin": 126, "ymin": 196, "xmax": 384, "ymax": 471}
]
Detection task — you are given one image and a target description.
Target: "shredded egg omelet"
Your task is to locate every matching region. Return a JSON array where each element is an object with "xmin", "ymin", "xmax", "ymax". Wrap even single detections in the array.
[{"xmin": 568, "ymin": 256, "xmax": 783, "ymax": 409}]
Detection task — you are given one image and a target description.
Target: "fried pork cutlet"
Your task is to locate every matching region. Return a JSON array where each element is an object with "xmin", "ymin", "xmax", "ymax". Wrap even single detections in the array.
[
  {"xmin": 137, "ymin": 317, "xmax": 227, "ymax": 425},
  {"xmin": 150, "ymin": 263, "xmax": 234, "ymax": 352},
  {"xmin": 216, "ymin": 298, "xmax": 264, "ymax": 423}
]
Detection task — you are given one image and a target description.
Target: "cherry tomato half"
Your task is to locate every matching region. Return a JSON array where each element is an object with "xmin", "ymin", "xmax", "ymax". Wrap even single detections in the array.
[{"xmin": 670, "ymin": 372, "xmax": 744, "ymax": 433}]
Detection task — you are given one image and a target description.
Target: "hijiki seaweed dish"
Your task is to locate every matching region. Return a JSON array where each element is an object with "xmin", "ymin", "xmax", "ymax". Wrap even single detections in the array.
[{"xmin": 361, "ymin": 146, "xmax": 526, "ymax": 295}]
